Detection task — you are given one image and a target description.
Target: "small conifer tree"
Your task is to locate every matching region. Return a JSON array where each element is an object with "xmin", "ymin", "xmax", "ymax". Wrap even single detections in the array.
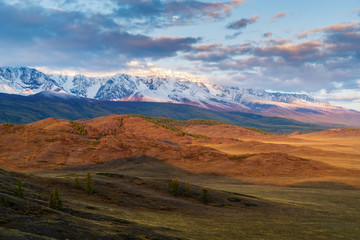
[
  {"xmin": 49, "ymin": 188, "xmax": 62, "ymax": 210},
  {"xmin": 14, "ymin": 179, "xmax": 25, "ymax": 198},
  {"xmin": 74, "ymin": 177, "xmax": 80, "ymax": 188},
  {"xmin": 183, "ymin": 182, "xmax": 192, "ymax": 197},
  {"xmin": 200, "ymin": 188, "xmax": 210, "ymax": 204},
  {"xmin": 169, "ymin": 178, "xmax": 180, "ymax": 196},
  {"xmin": 85, "ymin": 173, "xmax": 93, "ymax": 194}
]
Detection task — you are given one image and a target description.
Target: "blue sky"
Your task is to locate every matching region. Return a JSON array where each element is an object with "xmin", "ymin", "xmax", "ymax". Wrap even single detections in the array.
[{"xmin": 0, "ymin": 0, "xmax": 359, "ymax": 109}]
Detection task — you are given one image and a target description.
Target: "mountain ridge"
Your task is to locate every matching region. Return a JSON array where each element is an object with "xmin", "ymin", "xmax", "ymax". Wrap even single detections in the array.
[{"xmin": 1, "ymin": 66, "xmax": 360, "ymax": 126}]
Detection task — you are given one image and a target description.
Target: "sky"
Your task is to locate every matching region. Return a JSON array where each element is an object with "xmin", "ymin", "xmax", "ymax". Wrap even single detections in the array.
[{"xmin": 0, "ymin": 0, "xmax": 360, "ymax": 110}]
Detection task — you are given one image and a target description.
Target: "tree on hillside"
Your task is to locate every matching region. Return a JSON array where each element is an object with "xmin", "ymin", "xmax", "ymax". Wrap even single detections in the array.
[
  {"xmin": 74, "ymin": 177, "xmax": 80, "ymax": 188},
  {"xmin": 169, "ymin": 178, "xmax": 180, "ymax": 196},
  {"xmin": 200, "ymin": 188, "xmax": 210, "ymax": 204},
  {"xmin": 14, "ymin": 179, "xmax": 25, "ymax": 198},
  {"xmin": 85, "ymin": 173, "xmax": 93, "ymax": 194},
  {"xmin": 49, "ymin": 188, "xmax": 63, "ymax": 210},
  {"xmin": 183, "ymin": 182, "xmax": 192, "ymax": 197}
]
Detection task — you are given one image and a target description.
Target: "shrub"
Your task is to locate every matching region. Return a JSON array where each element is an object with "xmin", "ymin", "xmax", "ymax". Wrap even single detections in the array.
[
  {"xmin": 169, "ymin": 178, "xmax": 180, "ymax": 196},
  {"xmin": 0, "ymin": 196, "xmax": 13, "ymax": 207},
  {"xmin": 74, "ymin": 177, "xmax": 81, "ymax": 188},
  {"xmin": 200, "ymin": 189, "xmax": 210, "ymax": 204},
  {"xmin": 70, "ymin": 121, "xmax": 87, "ymax": 135},
  {"xmin": 245, "ymin": 202, "xmax": 257, "ymax": 207},
  {"xmin": 96, "ymin": 172, "xmax": 124, "ymax": 178},
  {"xmin": 183, "ymin": 182, "xmax": 192, "ymax": 197},
  {"xmin": 227, "ymin": 197, "xmax": 242, "ymax": 202},
  {"xmin": 14, "ymin": 179, "xmax": 25, "ymax": 198},
  {"xmin": 49, "ymin": 188, "xmax": 62, "ymax": 210},
  {"xmin": 85, "ymin": 173, "xmax": 93, "ymax": 194}
]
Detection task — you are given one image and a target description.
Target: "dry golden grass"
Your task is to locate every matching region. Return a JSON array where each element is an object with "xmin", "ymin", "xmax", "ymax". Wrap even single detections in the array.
[
  {"xmin": 1, "ymin": 116, "xmax": 360, "ymax": 188},
  {"xmin": 2, "ymin": 117, "xmax": 360, "ymax": 239},
  {"xmin": 182, "ymin": 125, "xmax": 360, "ymax": 187}
]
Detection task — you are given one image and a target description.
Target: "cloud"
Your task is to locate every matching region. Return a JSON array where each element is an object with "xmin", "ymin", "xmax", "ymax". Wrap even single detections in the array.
[
  {"xmin": 295, "ymin": 88, "xmax": 360, "ymax": 110},
  {"xmin": 226, "ymin": 14, "xmax": 259, "ymax": 30},
  {"xmin": 271, "ymin": 12, "xmax": 286, "ymax": 22},
  {"xmin": 194, "ymin": 43, "xmax": 222, "ymax": 52},
  {"xmin": 187, "ymin": 39, "xmax": 325, "ymax": 65},
  {"xmin": 332, "ymin": 82, "xmax": 344, "ymax": 88},
  {"xmin": 184, "ymin": 43, "xmax": 251, "ymax": 62},
  {"xmin": 254, "ymin": 41, "xmax": 324, "ymax": 62},
  {"xmin": 263, "ymin": 39, "xmax": 292, "ymax": 45},
  {"xmin": 263, "ymin": 32, "xmax": 273, "ymax": 38},
  {"xmin": 0, "ymin": 0, "xmax": 200, "ymax": 70},
  {"xmin": 184, "ymin": 21, "xmax": 360, "ymax": 93},
  {"xmin": 225, "ymin": 31, "xmax": 242, "ymax": 39},
  {"xmin": 231, "ymin": 0, "xmax": 245, "ymax": 7},
  {"xmin": 314, "ymin": 88, "xmax": 360, "ymax": 102},
  {"xmin": 351, "ymin": 8, "xmax": 360, "ymax": 16},
  {"xmin": 6, "ymin": 0, "xmax": 243, "ymax": 30},
  {"xmin": 296, "ymin": 21, "xmax": 358, "ymax": 39}
]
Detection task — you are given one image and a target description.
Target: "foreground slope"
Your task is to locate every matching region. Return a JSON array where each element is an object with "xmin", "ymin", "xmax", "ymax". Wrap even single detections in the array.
[
  {"xmin": 0, "ymin": 167, "xmax": 268, "ymax": 240},
  {"xmin": 2, "ymin": 165, "xmax": 360, "ymax": 240}
]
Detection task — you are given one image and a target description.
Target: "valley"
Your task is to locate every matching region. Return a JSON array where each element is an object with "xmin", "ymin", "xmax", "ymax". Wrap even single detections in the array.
[
  {"xmin": 1, "ymin": 1, "xmax": 359, "ymax": 239},
  {"xmin": 0, "ymin": 115, "xmax": 360, "ymax": 239},
  {"xmin": 1, "ymin": 115, "xmax": 359, "ymax": 186}
]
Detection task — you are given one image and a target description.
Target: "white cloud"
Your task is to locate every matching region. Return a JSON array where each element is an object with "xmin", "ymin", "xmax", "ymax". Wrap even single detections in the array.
[
  {"xmin": 312, "ymin": 88, "xmax": 360, "ymax": 110},
  {"xmin": 332, "ymin": 81, "xmax": 343, "ymax": 88},
  {"xmin": 34, "ymin": 66, "xmax": 122, "ymax": 77},
  {"xmin": 328, "ymin": 99, "xmax": 360, "ymax": 111}
]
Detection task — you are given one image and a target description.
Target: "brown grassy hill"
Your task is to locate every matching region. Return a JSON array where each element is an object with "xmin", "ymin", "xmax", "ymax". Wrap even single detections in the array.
[
  {"xmin": 297, "ymin": 128, "xmax": 360, "ymax": 138},
  {"xmin": 181, "ymin": 124, "xmax": 266, "ymax": 139},
  {"xmin": 1, "ymin": 115, "xmax": 359, "ymax": 187}
]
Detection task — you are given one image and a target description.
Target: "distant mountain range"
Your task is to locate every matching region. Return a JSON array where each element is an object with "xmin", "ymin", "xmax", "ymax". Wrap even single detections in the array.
[{"xmin": 1, "ymin": 66, "xmax": 360, "ymax": 126}]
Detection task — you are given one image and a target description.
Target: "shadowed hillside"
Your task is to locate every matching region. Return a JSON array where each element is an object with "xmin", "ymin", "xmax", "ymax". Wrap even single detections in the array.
[{"xmin": 0, "ymin": 92, "xmax": 335, "ymax": 134}]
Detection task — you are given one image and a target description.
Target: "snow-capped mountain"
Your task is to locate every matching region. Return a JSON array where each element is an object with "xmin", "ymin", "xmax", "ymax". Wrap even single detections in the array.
[
  {"xmin": 0, "ymin": 67, "xmax": 61, "ymax": 94},
  {"xmin": 1, "ymin": 66, "xmax": 359, "ymax": 126}
]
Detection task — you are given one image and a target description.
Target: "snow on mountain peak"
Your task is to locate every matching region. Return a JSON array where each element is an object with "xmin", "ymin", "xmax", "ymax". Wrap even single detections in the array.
[
  {"xmin": 125, "ymin": 67, "xmax": 209, "ymax": 84},
  {"xmin": 0, "ymin": 66, "xmax": 343, "ymax": 114}
]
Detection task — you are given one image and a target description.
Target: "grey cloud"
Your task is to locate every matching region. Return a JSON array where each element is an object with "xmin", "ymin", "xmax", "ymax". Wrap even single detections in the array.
[
  {"xmin": 184, "ymin": 43, "xmax": 251, "ymax": 62},
  {"xmin": 225, "ymin": 31, "xmax": 242, "ymax": 39},
  {"xmin": 186, "ymin": 22, "xmax": 360, "ymax": 92},
  {"xmin": 226, "ymin": 14, "xmax": 259, "ymax": 30},
  {"xmin": 263, "ymin": 32, "xmax": 272, "ymax": 37},
  {"xmin": 10, "ymin": 0, "xmax": 242, "ymax": 30},
  {"xmin": 324, "ymin": 26, "xmax": 360, "ymax": 58},
  {"xmin": 253, "ymin": 41, "xmax": 325, "ymax": 64},
  {"xmin": 0, "ymin": 0, "xmax": 200, "ymax": 70},
  {"xmin": 112, "ymin": 0, "xmax": 243, "ymax": 30}
]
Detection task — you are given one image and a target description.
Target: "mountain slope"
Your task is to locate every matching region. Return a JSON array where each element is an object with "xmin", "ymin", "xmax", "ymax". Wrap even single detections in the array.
[
  {"xmin": 0, "ymin": 92, "xmax": 333, "ymax": 134},
  {"xmin": 1, "ymin": 67, "xmax": 359, "ymax": 126},
  {"xmin": 0, "ymin": 67, "xmax": 60, "ymax": 94}
]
